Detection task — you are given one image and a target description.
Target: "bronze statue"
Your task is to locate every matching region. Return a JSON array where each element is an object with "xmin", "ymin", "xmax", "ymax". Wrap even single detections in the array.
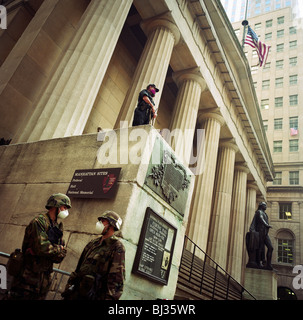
[{"xmin": 246, "ymin": 202, "xmax": 274, "ymax": 270}]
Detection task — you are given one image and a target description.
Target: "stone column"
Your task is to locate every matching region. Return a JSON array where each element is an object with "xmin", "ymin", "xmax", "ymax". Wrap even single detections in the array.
[
  {"xmin": 20, "ymin": 0, "xmax": 132, "ymax": 142},
  {"xmin": 207, "ymin": 139, "xmax": 238, "ymax": 269},
  {"xmin": 187, "ymin": 111, "xmax": 225, "ymax": 252},
  {"xmin": 169, "ymin": 68, "xmax": 206, "ymax": 165},
  {"xmin": 244, "ymin": 182, "xmax": 258, "ymax": 233},
  {"xmin": 115, "ymin": 15, "xmax": 180, "ymax": 128},
  {"xmin": 227, "ymin": 164, "xmax": 249, "ymax": 282}
]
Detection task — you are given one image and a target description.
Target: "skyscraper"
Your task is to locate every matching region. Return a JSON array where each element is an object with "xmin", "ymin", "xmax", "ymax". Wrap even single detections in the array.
[{"xmin": 225, "ymin": 0, "xmax": 303, "ymax": 300}]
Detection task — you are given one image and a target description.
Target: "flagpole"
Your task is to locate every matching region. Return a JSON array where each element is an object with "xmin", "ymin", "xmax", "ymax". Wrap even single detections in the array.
[{"xmin": 242, "ymin": 0, "xmax": 249, "ymax": 48}]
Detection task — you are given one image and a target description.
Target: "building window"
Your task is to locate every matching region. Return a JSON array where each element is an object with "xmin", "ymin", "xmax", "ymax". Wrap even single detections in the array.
[
  {"xmin": 274, "ymin": 140, "xmax": 282, "ymax": 152},
  {"xmin": 261, "ymin": 99, "xmax": 269, "ymax": 110},
  {"xmin": 277, "ymin": 16, "xmax": 284, "ymax": 24},
  {"xmin": 279, "ymin": 203, "xmax": 292, "ymax": 219},
  {"xmin": 289, "ymin": 75, "xmax": 298, "ymax": 86},
  {"xmin": 275, "ymin": 77, "xmax": 283, "ymax": 88},
  {"xmin": 278, "ymin": 239, "xmax": 294, "ymax": 264},
  {"xmin": 264, "ymin": 62, "xmax": 270, "ymax": 70},
  {"xmin": 274, "ymin": 118, "xmax": 283, "ymax": 130},
  {"xmin": 273, "ymin": 172, "xmax": 282, "ymax": 185},
  {"xmin": 262, "ymin": 80, "xmax": 270, "ymax": 90},
  {"xmin": 277, "ymin": 29, "xmax": 284, "ymax": 38},
  {"xmin": 266, "ymin": 19, "xmax": 273, "ymax": 28},
  {"xmin": 289, "ymin": 116, "xmax": 298, "ymax": 130},
  {"xmin": 275, "ymin": 97, "xmax": 283, "ymax": 107},
  {"xmin": 289, "ymin": 57, "xmax": 297, "ymax": 67},
  {"xmin": 289, "ymin": 27, "xmax": 297, "ymax": 35},
  {"xmin": 289, "ymin": 171, "xmax": 299, "ymax": 185},
  {"xmin": 289, "ymin": 40, "xmax": 297, "ymax": 49},
  {"xmin": 265, "ymin": 32, "xmax": 272, "ymax": 40},
  {"xmin": 254, "ymin": 23, "xmax": 261, "ymax": 31},
  {"xmin": 276, "ymin": 60, "xmax": 283, "ymax": 69},
  {"xmin": 289, "ymin": 95, "xmax": 298, "ymax": 106},
  {"xmin": 263, "ymin": 120, "xmax": 268, "ymax": 131},
  {"xmin": 289, "ymin": 140, "xmax": 299, "ymax": 152},
  {"xmin": 251, "ymin": 65, "xmax": 258, "ymax": 74},
  {"xmin": 277, "ymin": 43, "xmax": 284, "ymax": 52}
]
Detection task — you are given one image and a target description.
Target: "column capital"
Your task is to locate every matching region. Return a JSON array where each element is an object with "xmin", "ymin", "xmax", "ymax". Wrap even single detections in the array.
[
  {"xmin": 247, "ymin": 181, "xmax": 259, "ymax": 191},
  {"xmin": 172, "ymin": 67, "xmax": 207, "ymax": 91},
  {"xmin": 197, "ymin": 109, "xmax": 225, "ymax": 127},
  {"xmin": 219, "ymin": 138, "xmax": 239, "ymax": 153},
  {"xmin": 141, "ymin": 14, "xmax": 181, "ymax": 46},
  {"xmin": 235, "ymin": 162, "xmax": 250, "ymax": 174}
]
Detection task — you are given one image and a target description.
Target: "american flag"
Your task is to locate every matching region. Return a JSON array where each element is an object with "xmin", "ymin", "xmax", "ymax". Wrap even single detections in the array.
[
  {"xmin": 290, "ymin": 127, "xmax": 298, "ymax": 136},
  {"xmin": 244, "ymin": 26, "xmax": 271, "ymax": 67}
]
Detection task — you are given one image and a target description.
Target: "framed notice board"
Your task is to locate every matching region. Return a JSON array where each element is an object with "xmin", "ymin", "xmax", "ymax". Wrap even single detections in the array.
[{"xmin": 132, "ymin": 207, "xmax": 177, "ymax": 285}]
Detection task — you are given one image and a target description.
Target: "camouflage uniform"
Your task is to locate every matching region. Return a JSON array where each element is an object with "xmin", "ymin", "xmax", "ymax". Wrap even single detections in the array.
[
  {"xmin": 8, "ymin": 193, "xmax": 70, "ymax": 300},
  {"xmin": 63, "ymin": 235, "xmax": 125, "ymax": 300}
]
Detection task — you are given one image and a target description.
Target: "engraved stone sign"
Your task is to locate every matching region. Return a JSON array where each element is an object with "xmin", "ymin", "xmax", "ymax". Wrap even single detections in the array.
[{"xmin": 144, "ymin": 137, "xmax": 191, "ymax": 216}]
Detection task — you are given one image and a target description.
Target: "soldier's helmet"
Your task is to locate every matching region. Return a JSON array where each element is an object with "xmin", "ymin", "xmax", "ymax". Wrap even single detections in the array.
[
  {"xmin": 98, "ymin": 210, "xmax": 122, "ymax": 231},
  {"xmin": 45, "ymin": 193, "xmax": 72, "ymax": 210}
]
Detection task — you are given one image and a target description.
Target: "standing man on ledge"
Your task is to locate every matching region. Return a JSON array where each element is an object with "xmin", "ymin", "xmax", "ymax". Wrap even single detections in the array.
[{"xmin": 132, "ymin": 84, "xmax": 159, "ymax": 126}]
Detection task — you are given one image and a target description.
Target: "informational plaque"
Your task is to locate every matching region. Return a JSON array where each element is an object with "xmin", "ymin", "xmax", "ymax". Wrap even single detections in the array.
[
  {"xmin": 66, "ymin": 168, "xmax": 121, "ymax": 199},
  {"xmin": 132, "ymin": 207, "xmax": 177, "ymax": 285}
]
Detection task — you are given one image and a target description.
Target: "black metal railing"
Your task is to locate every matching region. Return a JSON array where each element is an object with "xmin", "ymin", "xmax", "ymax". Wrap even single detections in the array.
[{"xmin": 178, "ymin": 236, "xmax": 256, "ymax": 300}]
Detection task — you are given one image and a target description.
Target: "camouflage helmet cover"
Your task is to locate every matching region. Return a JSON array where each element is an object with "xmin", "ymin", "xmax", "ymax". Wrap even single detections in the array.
[
  {"xmin": 98, "ymin": 210, "xmax": 122, "ymax": 231},
  {"xmin": 45, "ymin": 193, "xmax": 72, "ymax": 209}
]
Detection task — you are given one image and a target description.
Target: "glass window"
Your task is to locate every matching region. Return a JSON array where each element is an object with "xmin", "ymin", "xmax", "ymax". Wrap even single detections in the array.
[
  {"xmin": 276, "ymin": 60, "xmax": 283, "ymax": 69},
  {"xmin": 254, "ymin": 23, "xmax": 261, "ymax": 31},
  {"xmin": 289, "ymin": 75, "xmax": 298, "ymax": 85},
  {"xmin": 277, "ymin": 43, "xmax": 284, "ymax": 52},
  {"xmin": 279, "ymin": 203, "xmax": 292, "ymax": 219},
  {"xmin": 273, "ymin": 172, "xmax": 282, "ymax": 185},
  {"xmin": 275, "ymin": 97, "xmax": 283, "ymax": 107},
  {"xmin": 264, "ymin": 62, "xmax": 270, "ymax": 70},
  {"xmin": 289, "ymin": 116, "xmax": 298, "ymax": 129},
  {"xmin": 289, "ymin": 57, "xmax": 297, "ymax": 67},
  {"xmin": 274, "ymin": 118, "xmax": 283, "ymax": 130},
  {"xmin": 289, "ymin": 171, "xmax": 299, "ymax": 185},
  {"xmin": 265, "ymin": 32, "xmax": 272, "ymax": 40},
  {"xmin": 289, "ymin": 27, "xmax": 297, "ymax": 35},
  {"xmin": 275, "ymin": 77, "xmax": 283, "ymax": 88},
  {"xmin": 266, "ymin": 19, "xmax": 273, "ymax": 27},
  {"xmin": 274, "ymin": 140, "xmax": 282, "ymax": 152},
  {"xmin": 262, "ymin": 80, "xmax": 270, "ymax": 90},
  {"xmin": 277, "ymin": 16, "xmax": 284, "ymax": 24},
  {"xmin": 277, "ymin": 30, "xmax": 284, "ymax": 38},
  {"xmin": 261, "ymin": 99, "xmax": 269, "ymax": 109},
  {"xmin": 290, "ymin": 95, "xmax": 298, "ymax": 106},
  {"xmin": 290, "ymin": 40, "xmax": 297, "ymax": 49},
  {"xmin": 289, "ymin": 140, "xmax": 299, "ymax": 152},
  {"xmin": 278, "ymin": 239, "xmax": 293, "ymax": 263}
]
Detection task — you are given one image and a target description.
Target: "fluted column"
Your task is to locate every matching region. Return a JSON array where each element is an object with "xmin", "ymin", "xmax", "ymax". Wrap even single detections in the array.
[
  {"xmin": 227, "ymin": 164, "xmax": 249, "ymax": 282},
  {"xmin": 207, "ymin": 139, "xmax": 238, "ymax": 268},
  {"xmin": 187, "ymin": 112, "xmax": 225, "ymax": 252},
  {"xmin": 244, "ymin": 182, "xmax": 258, "ymax": 233},
  {"xmin": 115, "ymin": 15, "xmax": 180, "ymax": 128},
  {"xmin": 19, "ymin": 0, "xmax": 132, "ymax": 142},
  {"xmin": 169, "ymin": 68, "xmax": 206, "ymax": 165}
]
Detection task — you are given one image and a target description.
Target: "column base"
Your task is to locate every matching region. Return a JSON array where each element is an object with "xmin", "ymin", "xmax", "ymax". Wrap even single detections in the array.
[{"xmin": 243, "ymin": 268, "xmax": 278, "ymax": 300}]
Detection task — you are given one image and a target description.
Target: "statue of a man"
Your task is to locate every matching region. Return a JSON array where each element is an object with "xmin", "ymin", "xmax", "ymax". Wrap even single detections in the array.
[{"xmin": 246, "ymin": 202, "xmax": 274, "ymax": 270}]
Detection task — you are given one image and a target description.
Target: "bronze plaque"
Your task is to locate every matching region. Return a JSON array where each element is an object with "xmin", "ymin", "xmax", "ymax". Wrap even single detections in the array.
[{"xmin": 145, "ymin": 137, "xmax": 191, "ymax": 216}]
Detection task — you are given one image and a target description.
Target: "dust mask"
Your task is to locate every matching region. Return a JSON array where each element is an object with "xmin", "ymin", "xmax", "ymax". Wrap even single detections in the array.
[
  {"xmin": 96, "ymin": 221, "xmax": 105, "ymax": 234},
  {"xmin": 57, "ymin": 209, "xmax": 69, "ymax": 220}
]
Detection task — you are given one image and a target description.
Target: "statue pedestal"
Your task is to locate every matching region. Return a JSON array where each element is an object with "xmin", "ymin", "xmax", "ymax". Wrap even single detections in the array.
[{"xmin": 243, "ymin": 268, "xmax": 277, "ymax": 300}]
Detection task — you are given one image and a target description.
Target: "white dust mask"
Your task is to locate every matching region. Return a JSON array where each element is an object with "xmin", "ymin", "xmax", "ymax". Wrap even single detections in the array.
[
  {"xmin": 57, "ymin": 209, "xmax": 69, "ymax": 220},
  {"xmin": 95, "ymin": 221, "xmax": 105, "ymax": 234}
]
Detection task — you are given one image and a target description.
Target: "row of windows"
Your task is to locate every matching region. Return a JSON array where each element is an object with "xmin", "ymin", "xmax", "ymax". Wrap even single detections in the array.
[
  {"xmin": 261, "ymin": 75, "xmax": 298, "ymax": 89},
  {"xmin": 263, "ymin": 57, "xmax": 298, "ymax": 70},
  {"xmin": 260, "ymin": 95, "xmax": 298, "ymax": 109},
  {"xmin": 273, "ymin": 140, "xmax": 299, "ymax": 153},
  {"xmin": 273, "ymin": 171, "xmax": 300, "ymax": 185},
  {"xmin": 263, "ymin": 116, "xmax": 298, "ymax": 131},
  {"xmin": 264, "ymin": 26, "xmax": 297, "ymax": 40}
]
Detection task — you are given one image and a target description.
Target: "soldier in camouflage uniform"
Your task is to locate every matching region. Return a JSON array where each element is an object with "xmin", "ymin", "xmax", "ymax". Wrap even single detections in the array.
[
  {"xmin": 62, "ymin": 211, "xmax": 125, "ymax": 300},
  {"xmin": 7, "ymin": 193, "xmax": 71, "ymax": 300}
]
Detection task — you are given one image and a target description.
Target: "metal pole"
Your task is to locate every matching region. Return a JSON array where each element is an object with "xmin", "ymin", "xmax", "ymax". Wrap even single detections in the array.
[{"xmin": 241, "ymin": 0, "xmax": 249, "ymax": 48}]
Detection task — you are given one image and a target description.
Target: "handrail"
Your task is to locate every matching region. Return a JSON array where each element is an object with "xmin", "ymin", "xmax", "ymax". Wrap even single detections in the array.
[{"xmin": 179, "ymin": 235, "xmax": 256, "ymax": 300}]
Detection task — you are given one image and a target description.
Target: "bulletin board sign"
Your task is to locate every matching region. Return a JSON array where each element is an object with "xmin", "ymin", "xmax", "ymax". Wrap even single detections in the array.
[{"xmin": 132, "ymin": 207, "xmax": 177, "ymax": 285}]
